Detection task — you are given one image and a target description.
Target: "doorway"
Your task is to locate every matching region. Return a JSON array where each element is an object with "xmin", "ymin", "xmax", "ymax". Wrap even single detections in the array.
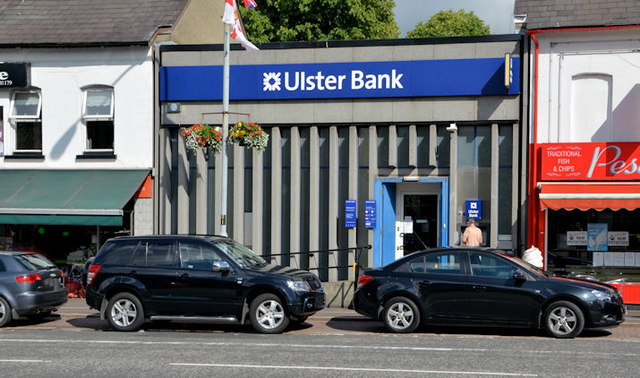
[{"xmin": 396, "ymin": 183, "xmax": 441, "ymax": 257}]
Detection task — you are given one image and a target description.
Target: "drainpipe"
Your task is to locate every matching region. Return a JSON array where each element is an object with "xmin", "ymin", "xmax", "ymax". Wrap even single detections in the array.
[{"xmin": 525, "ymin": 31, "xmax": 542, "ymax": 263}]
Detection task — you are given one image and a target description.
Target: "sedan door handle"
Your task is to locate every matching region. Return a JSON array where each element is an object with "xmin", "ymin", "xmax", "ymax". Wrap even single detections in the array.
[
  {"xmin": 472, "ymin": 285, "xmax": 487, "ymax": 291},
  {"xmin": 178, "ymin": 272, "xmax": 190, "ymax": 279}
]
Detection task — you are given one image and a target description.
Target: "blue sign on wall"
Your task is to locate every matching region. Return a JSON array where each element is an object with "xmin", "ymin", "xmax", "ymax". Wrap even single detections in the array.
[
  {"xmin": 364, "ymin": 200, "xmax": 376, "ymax": 229},
  {"xmin": 465, "ymin": 200, "xmax": 482, "ymax": 219},
  {"xmin": 345, "ymin": 200, "xmax": 357, "ymax": 228},
  {"xmin": 160, "ymin": 57, "xmax": 520, "ymax": 102},
  {"xmin": 587, "ymin": 223, "xmax": 608, "ymax": 252}
]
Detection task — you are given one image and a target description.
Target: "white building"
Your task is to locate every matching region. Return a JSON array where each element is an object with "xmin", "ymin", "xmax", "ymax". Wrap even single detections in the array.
[{"xmin": 0, "ymin": 0, "xmax": 223, "ymax": 260}]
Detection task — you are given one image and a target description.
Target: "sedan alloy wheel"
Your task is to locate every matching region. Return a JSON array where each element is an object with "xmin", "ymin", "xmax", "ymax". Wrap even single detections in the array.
[{"xmin": 383, "ymin": 297, "xmax": 420, "ymax": 333}]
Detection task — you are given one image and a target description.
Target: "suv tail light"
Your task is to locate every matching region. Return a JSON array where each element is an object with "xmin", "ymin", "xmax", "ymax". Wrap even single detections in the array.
[
  {"xmin": 357, "ymin": 274, "xmax": 373, "ymax": 290},
  {"xmin": 16, "ymin": 273, "xmax": 42, "ymax": 284},
  {"xmin": 87, "ymin": 264, "xmax": 102, "ymax": 285}
]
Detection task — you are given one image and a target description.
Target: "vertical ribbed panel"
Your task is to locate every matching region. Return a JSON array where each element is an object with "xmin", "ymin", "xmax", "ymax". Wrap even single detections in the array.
[
  {"xmin": 159, "ymin": 130, "xmax": 172, "ymax": 234},
  {"xmin": 308, "ymin": 126, "xmax": 320, "ymax": 272},
  {"xmin": 195, "ymin": 150, "xmax": 208, "ymax": 234},
  {"xmin": 213, "ymin": 149, "xmax": 223, "ymax": 235},
  {"xmin": 449, "ymin": 129, "xmax": 458, "ymax": 245},
  {"xmin": 388, "ymin": 125, "xmax": 397, "ymax": 170},
  {"xmin": 409, "ymin": 124, "xmax": 417, "ymax": 175},
  {"xmin": 512, "ymin": 123, "xmax": 520, "ymax": 245},
  {"xmin": 271, "ymin": 127, "xmax": 282, "ymax": 263},
  {"xmin": 347, "ymin": 126, "xmax": 358, "ymax": 281},
  {"xmin": 177, "ymin": 137, "xmax": 189, "ymax": 234},
  {"xmin": 290, "ymin": 126, "xmax": 301, "ymax": 268},
  {"xmin": 367, "ymin": 125, "xmax": 378, "ymax": 267},
  {"xmin": 233, "ymin": 144, "xmax": 245, "ymax": 243},
  {"xmin": 252, "ymin": 148, "xmax": 264, "ymax": 255},
  {"xmin": 491, "ymin": 123, "xmax": 499, "ymax": 248},
  {"xmin": 328, "ymin": 126, "xmax": 339, "ymax": 282},
  {"xmin": 429, "ymin": 124, "xmax": 437, "ymax": 168}
]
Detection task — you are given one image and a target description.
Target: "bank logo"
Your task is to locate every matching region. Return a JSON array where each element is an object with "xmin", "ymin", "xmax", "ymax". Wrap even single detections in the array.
[{"xmin": 263, "ymin": 72, "xmax": 281, "ymax": 91}]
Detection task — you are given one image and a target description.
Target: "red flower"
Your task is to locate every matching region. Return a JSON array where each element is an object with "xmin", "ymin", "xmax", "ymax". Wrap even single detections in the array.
[
  {"xmin": 205, "ymin": 135, "xmax": 210, "ymax": 139},
  {"xmin": 216, "ymin": 137, "xmax": 220, "ymax": 141},
  {"xmin": 186, "ymin": 130, "xmax": 191, "ymax": 135},
  {"xmin": 196, "ymin": 136, "xmax": 201, "ymax": 141},
  {"xmin": 257, "ymin": 130, "xmax": 261, "ymax": 135},
  {"xmin": 250, "ymin": 132, "xmax": 255, "ymax": 137}
]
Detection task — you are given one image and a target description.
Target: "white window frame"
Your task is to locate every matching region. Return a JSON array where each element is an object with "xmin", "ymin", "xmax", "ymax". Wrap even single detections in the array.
[
  {"xmin": 10, "ymin": 90, "xmax": 42, "ymax": 120},
  {"xmin": 82, "ymin": 86, "xmax": 114, "ymax": 152},
  {"xmin": 82, "ymin": 87, "xmax": 114, "ymax": 121}
]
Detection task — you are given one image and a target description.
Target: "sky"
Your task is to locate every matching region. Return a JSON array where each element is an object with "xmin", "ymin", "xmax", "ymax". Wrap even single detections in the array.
[{"xmin": 393, "ymin": 0, "xmax": 516, "ymax": 37}]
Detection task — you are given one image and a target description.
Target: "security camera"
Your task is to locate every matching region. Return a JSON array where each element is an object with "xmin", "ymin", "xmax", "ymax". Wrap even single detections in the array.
[{"xmin": 446, "ymin": 123, "xmax": 458, "ymax": 132}]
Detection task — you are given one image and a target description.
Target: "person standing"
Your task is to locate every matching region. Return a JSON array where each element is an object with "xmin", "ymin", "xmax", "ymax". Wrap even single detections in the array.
[{"xmin": 462, "ymin": 217, "xmax": 482, "ymax": 247}]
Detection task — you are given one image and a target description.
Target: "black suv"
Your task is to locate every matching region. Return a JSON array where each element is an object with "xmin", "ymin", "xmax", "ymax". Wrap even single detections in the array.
[{"xmin": 85, "ymin": 235, "xmax": 325, "ymax": 333}]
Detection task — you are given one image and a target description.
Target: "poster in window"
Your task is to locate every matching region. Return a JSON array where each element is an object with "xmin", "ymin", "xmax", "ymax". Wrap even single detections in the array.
[
  {"xmin": 593, "ymin": 252, "xmax": 604, "ymax": 267},
  {"xmin": 608, "ymin": 231, "xmax": 629, "ymax": 247},
  {"xmin": 587, "ymin": 223, "xmax": 608, "ymax": 252},
  {"xmin": 635, "ymin": 253, "xmax": 640, "ymax": 268},
  {"xmin": 625, "ymin": 253, "xmax": 636, "ymax": 267}
]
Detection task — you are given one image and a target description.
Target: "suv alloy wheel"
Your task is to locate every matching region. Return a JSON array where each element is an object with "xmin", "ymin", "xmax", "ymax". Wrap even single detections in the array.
[
  {"xmin": 107, "ymin": 292, "xmax": 145, "ymax": 332},
  {"xmin": 249, "ymin": 293, "xmax": 290, "ymax": 334}
]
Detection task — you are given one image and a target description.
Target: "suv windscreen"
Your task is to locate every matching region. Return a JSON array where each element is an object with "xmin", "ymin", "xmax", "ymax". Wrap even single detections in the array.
[
  {"xmin": 15, "ymin": 253, "xmax": 56, "ymax": 271},
  {"xmin": 213, "ymin": 239, "xmax": 266, "ymax": 268}
]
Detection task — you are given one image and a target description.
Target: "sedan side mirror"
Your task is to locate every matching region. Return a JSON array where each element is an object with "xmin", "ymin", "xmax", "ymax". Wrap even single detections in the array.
[
  {"xmin": 513, "ymin": 270, "xmax": 526, "ymax": 281},
  {"xmin": 212, "ymin": 261, "xmax": 231, "ymax": 272}
]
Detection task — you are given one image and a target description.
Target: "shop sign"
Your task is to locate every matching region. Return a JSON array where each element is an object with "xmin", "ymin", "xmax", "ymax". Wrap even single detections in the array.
[
  {"xmin": 0, "ymin": 63, "xmax": 30, "ymax": 88},
  {"xmin": 608, "ymin": 231, "xmax": 629, "ymax": 247},
  {"xmin": 160, "ymin": 57, "xmax": 520, "ymax": 101},
  {"xmin": 540, "ymin": 142, "xmax": 640, "ymax": 181},
  {"xmin": 587, "ymin": 223, "xmax": 608, "ymax": 252},
  {"xmin": 465, "ymin": 200, "xmax": 482, "ymax": 219},
  {"xmin": 566, "ymin": 231, "xmax": 587, "ymax": 246},
  {"xmin": 364, "ymin": 200, "xmax": 376, "ymax": 229},
  {"xmin": 345, "ymin": 200, "xmax": 357, "ymax": 228}
]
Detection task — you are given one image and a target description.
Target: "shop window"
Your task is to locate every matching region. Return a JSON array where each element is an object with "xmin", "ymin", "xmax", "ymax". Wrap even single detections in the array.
[
  {"xmin": 10, "ymin": 90, "xmax": 42, "ymax": 151},
  {"xmin": 83, "ymin": 87, "xmax": 114, "ymax": 150}
]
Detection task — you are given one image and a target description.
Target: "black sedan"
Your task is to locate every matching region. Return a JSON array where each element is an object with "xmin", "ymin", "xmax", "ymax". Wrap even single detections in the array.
[
  {"xmin": 354, "ymin": 248, "xmax": 625, "ymax": 338},
  {"xmin": 0, "ymin": 251, "xmax": 68, "ymax": 327}
]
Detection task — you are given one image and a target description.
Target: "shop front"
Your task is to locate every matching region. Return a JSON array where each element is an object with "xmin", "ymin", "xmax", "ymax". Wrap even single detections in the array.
[
  {"xmin": 531, "ymin": 142, "xmax": 640, "ymax": 303},
  {"xmin": 157, "ymin": 36, "xmax": 526, "ymax": 282},
  {"xmin": 0, "ymin": 169, "xmax": 150, "ymax": 264}
]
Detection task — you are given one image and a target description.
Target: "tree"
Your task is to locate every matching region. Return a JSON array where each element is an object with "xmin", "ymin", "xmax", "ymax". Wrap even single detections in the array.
[
  {"xmin": 240, "ymin": 0, "xmax": 399, "ymax": 42},
  {"xmin": 406, "ymin": 9, "xmax": 490, "ymax": 38}
]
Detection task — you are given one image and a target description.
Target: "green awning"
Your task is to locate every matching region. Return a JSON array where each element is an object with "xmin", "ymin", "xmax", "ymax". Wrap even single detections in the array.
[{"xmin": 0, "ymin": 170, "xmax": 150, "ymax": 226}]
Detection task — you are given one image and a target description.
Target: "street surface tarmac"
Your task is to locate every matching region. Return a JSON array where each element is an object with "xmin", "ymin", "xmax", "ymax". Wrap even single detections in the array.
[{"xmin": 3, "ymin": 298, "xmax": 640, "ymax": 340}]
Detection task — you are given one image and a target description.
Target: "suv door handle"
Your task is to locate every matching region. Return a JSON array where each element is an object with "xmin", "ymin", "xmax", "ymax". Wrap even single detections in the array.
[
  {"xmin": 129, "ymin": 270, "xmax": 137, "ymax": 276},
  {"xmin": 472, "ymin": 285, "xmax": 487, "ymax": 291},
  {"xmin": 178, "ymin": 272, "xmax": 190, "ymax": 279}
]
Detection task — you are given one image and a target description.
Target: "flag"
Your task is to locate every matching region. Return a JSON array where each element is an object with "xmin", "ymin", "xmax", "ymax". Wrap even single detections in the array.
[
  {"xmin": 222, "ymin": 0, "xmax": 259, "ymax": 51},
  {"xmin": 242, "ymin": 0, "xmax": 257, "ymax": 9}
]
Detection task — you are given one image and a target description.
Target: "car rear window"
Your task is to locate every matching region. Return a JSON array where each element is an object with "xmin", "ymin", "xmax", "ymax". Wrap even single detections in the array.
[{"xmin": 15, "ymin": 253, "xmax": 56, "ymax": 271}]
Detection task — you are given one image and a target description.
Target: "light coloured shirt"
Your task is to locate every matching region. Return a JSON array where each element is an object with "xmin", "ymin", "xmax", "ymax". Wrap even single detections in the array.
[{"xmin": 462, "ymin": 224, "xmax": 483, "ymax": 246}]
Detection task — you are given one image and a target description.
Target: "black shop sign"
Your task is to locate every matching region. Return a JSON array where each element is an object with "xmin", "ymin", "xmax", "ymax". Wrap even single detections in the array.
[{"xmin": 0, "ymin": 63, "xmax": 30, "ymax": 88}]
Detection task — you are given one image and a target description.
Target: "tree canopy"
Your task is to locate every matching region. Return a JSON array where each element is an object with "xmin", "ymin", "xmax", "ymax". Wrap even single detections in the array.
[
  {"xmin": 406, "ymin": 9, "xmax": 490, "ymax": 38},
  {"xmin": 239, "ymin": 0, "xmax": 399, "ymax": 42}
]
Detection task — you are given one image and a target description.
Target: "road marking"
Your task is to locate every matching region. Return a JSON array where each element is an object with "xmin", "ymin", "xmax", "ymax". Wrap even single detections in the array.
[
  {"xmin": 0, "ymin": 359, "xmax": 51, "ymax": 363},
  {"xmin": 0, "ymin": 338, "xmax": 637, "ymax": 357},
  {"xmin": 170, "ymin": 362, "xmax": 538, "ymax": 376}
]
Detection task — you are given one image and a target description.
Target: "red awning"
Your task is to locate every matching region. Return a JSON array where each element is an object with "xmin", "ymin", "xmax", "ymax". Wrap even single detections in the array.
[{"xmin": 538, "ymin": 182, "xmax": 640, "ymax": 211}]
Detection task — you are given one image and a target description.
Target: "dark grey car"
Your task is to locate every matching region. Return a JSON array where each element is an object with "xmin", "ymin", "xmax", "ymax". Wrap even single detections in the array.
[{"xmin": 0, "ymin": 251, "xmax": 68, "ymax": 327}]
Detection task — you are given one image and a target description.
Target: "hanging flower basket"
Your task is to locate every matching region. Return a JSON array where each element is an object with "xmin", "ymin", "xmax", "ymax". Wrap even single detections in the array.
[
  {"xmin": 180, "ymin": 124, "xmax": 223, "ymax": 155},
  {"xmin": 228, "ymin": 122, "xmax": 269, "ymax": 151}
]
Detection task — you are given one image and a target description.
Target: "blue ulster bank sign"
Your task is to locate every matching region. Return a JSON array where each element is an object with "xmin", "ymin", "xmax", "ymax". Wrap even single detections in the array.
[{"xmin": 160, "ymin": 57, "xmax": 520, "ymax": 101}]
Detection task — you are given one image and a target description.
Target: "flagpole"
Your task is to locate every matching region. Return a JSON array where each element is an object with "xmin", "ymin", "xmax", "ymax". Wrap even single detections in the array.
[{"xmin": 220, "ymin": 21, "xmax": 230, "ymax": 237}]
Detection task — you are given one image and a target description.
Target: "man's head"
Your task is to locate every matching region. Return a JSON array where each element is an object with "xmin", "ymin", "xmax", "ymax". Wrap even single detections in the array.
[{"xmin": 466, "ymin": 217, "xmax": 476, "ymax": 226}]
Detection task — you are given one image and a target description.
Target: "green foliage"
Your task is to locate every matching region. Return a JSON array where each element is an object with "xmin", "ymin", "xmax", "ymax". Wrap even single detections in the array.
[
  {"xmin": 239, "ymin": 0, "xmax": 399, "ymax": 42},
  {"xmin": 406, "ymin": 9, "xmax": 490, "ymax": 38}
]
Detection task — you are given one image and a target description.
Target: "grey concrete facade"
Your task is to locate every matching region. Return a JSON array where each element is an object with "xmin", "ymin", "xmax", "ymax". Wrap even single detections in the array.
[{"xmin": 156, "ymin": 36, "xmax": 527, "ymax": 282}]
